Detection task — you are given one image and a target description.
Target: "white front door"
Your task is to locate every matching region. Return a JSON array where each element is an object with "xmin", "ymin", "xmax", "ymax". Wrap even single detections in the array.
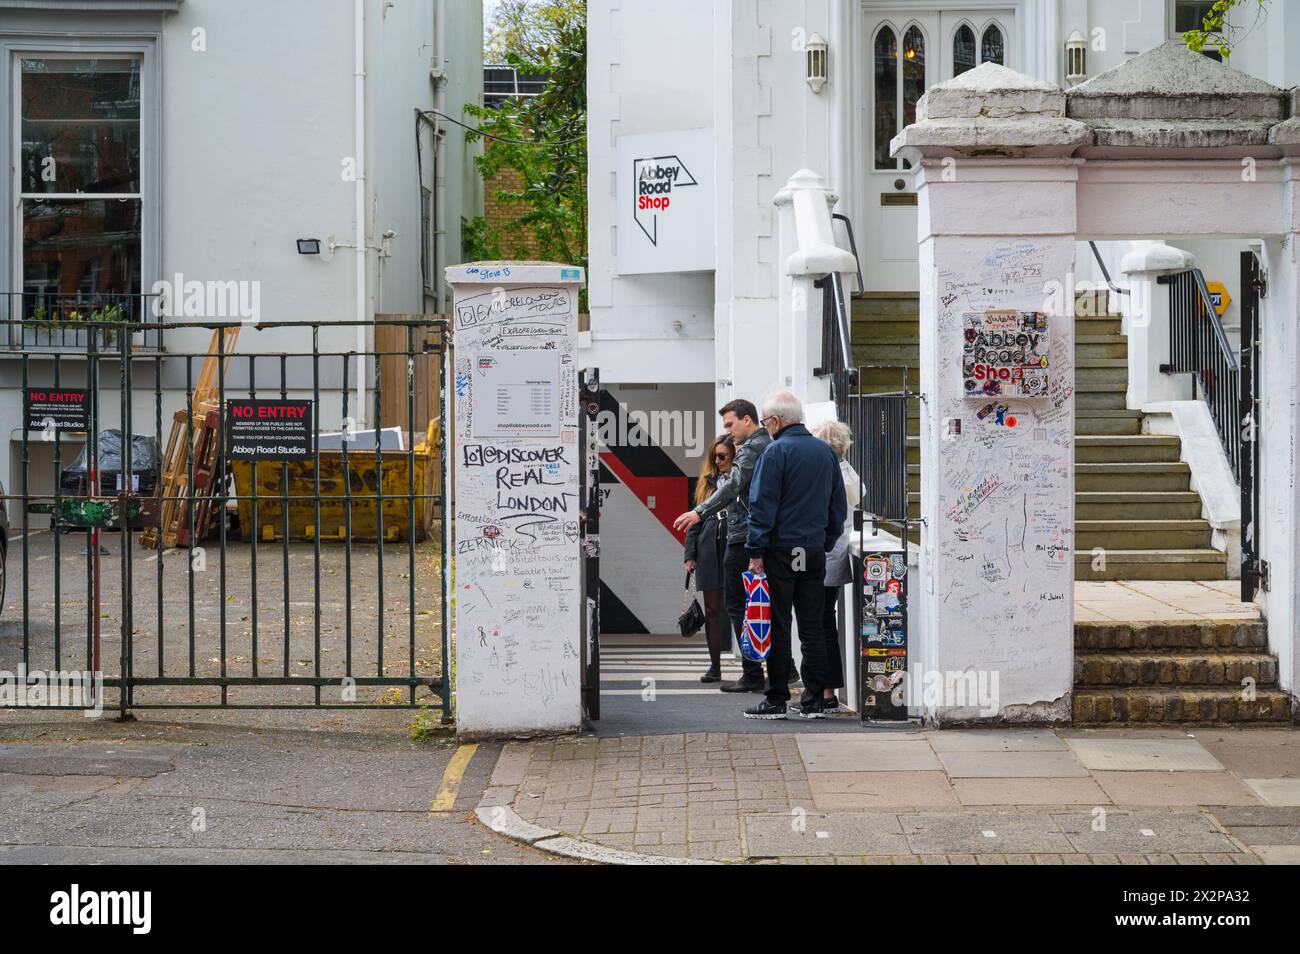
[{"xmin": 862, "ymin": 8, "xmax": 1015, "ymax": 292}]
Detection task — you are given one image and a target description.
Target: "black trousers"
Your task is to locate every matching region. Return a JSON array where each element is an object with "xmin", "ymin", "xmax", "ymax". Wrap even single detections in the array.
[
  {"xmin": 816, "ymin": 586, "xmax": 847, "ymax": 696},
  {"xmin": 723, "ymin": 542, "xmax": 764, "ymax": 682},
  {"xmin": 763, "ymin": 546, "xmax": 828, "ymax": 705}
]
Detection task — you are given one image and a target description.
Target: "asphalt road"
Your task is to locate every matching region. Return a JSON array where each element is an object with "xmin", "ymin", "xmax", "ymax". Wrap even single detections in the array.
[{"xmin": 0, "ymin": 714, "xmax": 567, "ymax": 865}]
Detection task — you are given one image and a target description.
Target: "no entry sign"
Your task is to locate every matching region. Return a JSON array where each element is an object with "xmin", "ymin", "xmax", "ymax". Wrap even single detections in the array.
[
  {"xmin": 24, "ymin": 388, "xmax": 89, "ymax": 432},
  {"xmin": 225, "ymin": 399, "xmax": 314, "ymax": 461}
]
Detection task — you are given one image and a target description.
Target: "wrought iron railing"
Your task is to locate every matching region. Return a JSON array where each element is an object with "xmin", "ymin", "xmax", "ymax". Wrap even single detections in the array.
[
  {"xmin": 1, "ymin": 292, "xmax": 163, "ymax": 353},
  {"xmin": 1158, "ymin": 268, "xmax": 1241, "ymax": 481}
]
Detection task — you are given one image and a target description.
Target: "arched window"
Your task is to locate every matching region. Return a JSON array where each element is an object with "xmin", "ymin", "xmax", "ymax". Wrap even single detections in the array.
[
  {"xmin": 873, "ymin": 26, "xmax": 897, "ymax": 169},
  {"xmin": 981, "ymin": 24, "xmax": 1005, "ymax": 65},
  {"xmin": 874, "ymin": 23, "xmax": 928, "ymax": 170},
  {"xmin": 953, "ymin": 24, "xmax": 976, "ymax": 76}
]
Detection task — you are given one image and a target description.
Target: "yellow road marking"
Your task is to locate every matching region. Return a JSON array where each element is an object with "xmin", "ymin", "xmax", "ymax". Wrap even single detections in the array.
[{"xmin": 431, "ymin": 743, "xmax": 478, "ymax": 812}]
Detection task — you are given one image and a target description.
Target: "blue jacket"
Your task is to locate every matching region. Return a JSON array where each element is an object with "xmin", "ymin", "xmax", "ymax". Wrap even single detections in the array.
[{"xmin": 745, "ymin": 423, "xmax": 847, "ymax": 557}]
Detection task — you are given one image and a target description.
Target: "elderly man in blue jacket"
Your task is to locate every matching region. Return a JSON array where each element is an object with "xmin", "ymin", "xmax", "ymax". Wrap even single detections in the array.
[{"xmin": 742, "ymin": 390, "xmax": 847, "ymax": 720}]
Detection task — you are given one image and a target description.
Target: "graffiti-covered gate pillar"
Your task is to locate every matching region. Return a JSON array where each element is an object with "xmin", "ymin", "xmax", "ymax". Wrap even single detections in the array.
[
  {"xmin": 892, "ymin": 65, "xmax": 1088, "ymax": 723},
  {"xmin": 446, "ymin": 262, "xmax": 586, "ymax": 738}
]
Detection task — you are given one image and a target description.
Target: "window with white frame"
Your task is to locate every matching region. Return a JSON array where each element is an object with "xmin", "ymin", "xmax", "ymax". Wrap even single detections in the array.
[{"xmin": 17, "ymin": 55, "xmax": 142, "ymax": 319}]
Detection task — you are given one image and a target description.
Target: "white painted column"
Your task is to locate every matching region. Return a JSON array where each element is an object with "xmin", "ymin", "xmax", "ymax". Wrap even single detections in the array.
[
  {"xmin": 773, "ymin": 169, "xmax": 857, "ymax": 407},
  {"xmin": 1260, "ymin": 162, "xmax": 1300, "ymax": 696},
  {"xmin": 913, "ymin": 159, "xmax": 1079, "ymax": 723},
  {"xmin": 446, "ymin": 263, "xmax": 585, "ymax": 738},
  {"xmin": 1120, "ymin": 240, "xmax": 1195, "ymax": 408}
]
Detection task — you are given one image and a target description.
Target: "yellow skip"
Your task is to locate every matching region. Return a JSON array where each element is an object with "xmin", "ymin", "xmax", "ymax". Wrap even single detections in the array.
[{"xmin": 430, "ymin": 743, "xmax": 478, "ymax": 812}]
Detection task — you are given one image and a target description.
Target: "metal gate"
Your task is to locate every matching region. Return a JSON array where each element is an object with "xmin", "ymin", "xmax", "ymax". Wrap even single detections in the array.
[
  {"xmin": 1, "ymin": 316, "xmax": 450, "ymax": 719},
  {"xmin": 578, "ymin": 367, "xmax": 601, "ymax": 722},
  {"xmin": 1240, "ymin": 251, "xmax": 1265, "ymax": 600}
]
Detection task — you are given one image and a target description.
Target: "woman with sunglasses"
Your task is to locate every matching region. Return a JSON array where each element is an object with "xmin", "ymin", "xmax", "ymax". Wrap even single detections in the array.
[{"xmin": 684, "ymin": 435, "xmax": 735, "ymax": 682}]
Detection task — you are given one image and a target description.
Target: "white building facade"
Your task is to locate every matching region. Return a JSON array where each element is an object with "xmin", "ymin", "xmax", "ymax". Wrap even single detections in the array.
[
  {"xmin": 1, "ymin": 0, "xmax": 483, "ymax": 501},
  {"xmin": 585, "ymin": 0, "xmax": 1300, "ymax": 722}
]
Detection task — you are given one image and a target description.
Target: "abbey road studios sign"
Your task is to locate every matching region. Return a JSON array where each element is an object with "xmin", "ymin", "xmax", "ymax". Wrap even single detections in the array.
[
  {"xmin": 24, "ymin": 388, "xmax": 89, "ymax": 432},
  {"xmin": 225, "ymin": 399, "xmax": 314, "ymax": 461}
]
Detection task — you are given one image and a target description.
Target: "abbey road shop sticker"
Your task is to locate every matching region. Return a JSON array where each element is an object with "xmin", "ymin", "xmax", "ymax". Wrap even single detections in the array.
[
  {"xmin": 24, "ymin": 388, "xmax": 89, "ymax": 433},
  {"xmin": 226, "ymin": 399, "xmax": 314, "ymax": 461}
]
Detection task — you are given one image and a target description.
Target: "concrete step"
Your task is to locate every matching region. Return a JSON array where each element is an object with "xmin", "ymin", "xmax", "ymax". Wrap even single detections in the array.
[
  {"xmin": 1074, "ymin": 548, "xmax": 1228, "ymax": 581},
  {"xmin": 1075, "ymin": 491, "xmax": 1204, "ymax": 520},
  {"xmin": 903, "ymin": 435, "xmax": 1183, "ymax": 466},
  {"xmin": 850, "ymin": 292, "xmax": 919, "ymax": 318},
  {"xmin": 1075, "ymin": 434, "xmax": 1182, "ymax": 463},
  {"xmin": 1076, "ymin": 462, "xmax": 1191, "ymax": 492},
  {"xmin": 1073, "ymin": 688, "xmax": 1291, "ymax": 724},
  {"xmin": 851, "ymin": 321, "xmax": 919, "ymax": 343},
  {"xmin": 1074, "ymin": 652, "xmax": 1277, "ymax": 688},
  {"xmin": 1073, "ymin": 316, "xmax": 1124, "ymax": 335},
  {"xmin": 1076, "ymin": 338, "xmax": 1129, "ymax": 359},
  {"xmin": 1075, "ymin": 620, "xmax": 1268, "ymax": 653},
  {"xmin": 851, "ymin": 344, "xmax": 919, "ymax": 364},
  {"xmin": 1077, "ymin": 391, "xmax": 1129, "ymax": 410},
  {"xmin": 1076, "ymin": 519, "xmax": 1213, "ymax": 551},
  {"xmin": 1076, "ymin": 413, "xmax": 1143, "ymax": 436}
]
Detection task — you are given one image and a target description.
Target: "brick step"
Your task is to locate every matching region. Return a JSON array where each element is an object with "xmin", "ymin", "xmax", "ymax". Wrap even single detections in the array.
[
  {"xmin": 1076, "ymin": 519, "xmax": 1212, "ymax": 551},
  {"xmin": 1074, "ymin": 548, "xmax": 1228, "ymax": 581},
  {"xmin": 1076, "ymin": 462, "xmax": 1191, "ymax": 491},
  {"xmin": 1075, "ymin": 491, "xmax": 1204, "ymax": 520},
  {"xmin": 1074, "ymin": 652, "xmax": 1277, "ymax": 687},
  {"xmin": 1073, "ymin": 688, "xmax": 1291, "ymax": 724},
  {"xmin": 1075, "ymin": 619, "xmax": 1268, "ymax": 652}
]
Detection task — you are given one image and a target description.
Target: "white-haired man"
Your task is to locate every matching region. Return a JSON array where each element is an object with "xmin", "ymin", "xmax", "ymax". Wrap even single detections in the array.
[{"xmin": 742, "ymin": 390, "xmax": 847, "ymax": 720}]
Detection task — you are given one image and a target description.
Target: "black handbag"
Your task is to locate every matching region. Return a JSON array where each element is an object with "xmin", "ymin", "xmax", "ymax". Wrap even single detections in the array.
[{"xmin": 677, "ymin": 571, "xmax": 706, "ymax": 637}]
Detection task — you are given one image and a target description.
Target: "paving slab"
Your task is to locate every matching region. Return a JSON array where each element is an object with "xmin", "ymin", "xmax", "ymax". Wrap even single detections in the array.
[
  {"xmin": 926, "ymin": 730, "xmax": 1066, "ymax": 752},
  {"xmin": 1065, "ymin": 738, "xmax": 1224, "ymax": 772},
  {"xmin": 1242, "ymin": 778, "xmax": 1300, "ymax": 807},
  {"xmin": 1055, "ymin": 811, "xmax": 1240, "ymax": 854},
  {"xmin": 1209, "ymin": 806, "xmax": 1300, "ymax": 827},
  {"xmin": 1198, "ymin": 740, "xmax": 1300, "ymax": 779},
  {"xmin": 937, "ymin": 750, "xmax": 1089, "ymax": 778},
  {"xmin": 1092, "ymin": 771, "xmax": 1261, "ymax": 807},
  {"xmin": 899, "ymin": 813, "xmax": 1073, "ymax": 854},
  {"xmin": 953, "ymin": 776, "xmax": 1109, "ymax": 806},
  {"xmin": 796, "ymin": 737, "xmax": 941, "ymax": 773},
  {"xmin": 1252, "ymin": 846, "xmax": 1300, "ymax": 864},
  {"xmin": 808, "ymin": 771, "xmax": 959, "ymax": 810},
  {"xmin": 744, "ymin": 812, "xmax": 909, "ymax": 858}
]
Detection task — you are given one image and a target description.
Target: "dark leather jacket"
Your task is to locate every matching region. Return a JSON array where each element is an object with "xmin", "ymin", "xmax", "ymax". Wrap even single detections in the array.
[{"xmin": 692, "ymin": 426, "xmax": 772, "ymax": 545}]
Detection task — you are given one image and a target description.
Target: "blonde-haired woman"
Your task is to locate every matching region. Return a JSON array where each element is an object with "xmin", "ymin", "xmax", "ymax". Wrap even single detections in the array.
[
  {"xmin": 807, "ymin": 419, "xmax": 860, "ymax": 712},
  {"xmin": 684, "ymin": 435, "xmax": 734, "ymax": 682}
]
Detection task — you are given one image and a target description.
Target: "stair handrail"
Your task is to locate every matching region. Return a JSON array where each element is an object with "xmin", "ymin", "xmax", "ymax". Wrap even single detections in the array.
[
  {"xmin": 1087, "ymin": 240, "xmax": 1130, "ymax": 298},
  {"xmin": 832, "ymin": 213, "xmax": 866, "ymax": 299},
  {"xmin": 1157, "ymin": 267, "xmax": 1242, "ymax": 481}
]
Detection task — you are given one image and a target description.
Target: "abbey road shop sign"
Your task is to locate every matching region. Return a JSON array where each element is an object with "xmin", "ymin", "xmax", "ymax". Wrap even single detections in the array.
[{"xmin": 225, "ymin": 399, "xmax": 315, "ymax": 461}]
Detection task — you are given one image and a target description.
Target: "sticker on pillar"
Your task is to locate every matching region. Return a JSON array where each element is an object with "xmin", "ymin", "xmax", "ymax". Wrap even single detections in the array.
[
  {"xmin": 865, "ymin": 556, "xmax": 889, "ymax": 583},
  {"xmin": 860, "ymin": 550, "xmax": 908, "ymax": 723},
  {"xmin": 962, "ymin": 310, "xmax": 1050, "ymax": 398}
]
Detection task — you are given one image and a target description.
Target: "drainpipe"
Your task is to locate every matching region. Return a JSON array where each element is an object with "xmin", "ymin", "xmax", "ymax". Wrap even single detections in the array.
[{"xmin": 354, "ymin": 0, "xmax": 368, "ymax": 424}]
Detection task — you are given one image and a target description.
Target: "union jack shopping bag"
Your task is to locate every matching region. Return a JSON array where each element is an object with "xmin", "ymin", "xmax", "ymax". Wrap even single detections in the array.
[{"xmin": 740, "ymin": 571, "xmax": 772, "ymax": 662}]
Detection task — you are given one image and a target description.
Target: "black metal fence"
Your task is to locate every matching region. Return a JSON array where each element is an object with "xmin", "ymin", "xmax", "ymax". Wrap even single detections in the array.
[
  {"xmin": 1159, "ymin": 268, "xmax": 1242, "ymax": 481},
  {"xmin": 1, "ymin": 292, "xmax": 163, "ymax": 353},
  {"xmin": 0, "ymin": 318, "xmax": 450, "ymax": 719}
]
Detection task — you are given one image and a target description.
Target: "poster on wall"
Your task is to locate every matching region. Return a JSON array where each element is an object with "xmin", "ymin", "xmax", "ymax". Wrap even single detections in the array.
[
  {"xmin": 615, "ymin": 128, "xmax": 715, "ymax": 275},
  {"xmin": 860, "ymin": 551, "xmax": 908, "ymax": 722},
  {"xmin": 961, "ymin": 309, "xmax": 1050, "ymax": 398}
]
